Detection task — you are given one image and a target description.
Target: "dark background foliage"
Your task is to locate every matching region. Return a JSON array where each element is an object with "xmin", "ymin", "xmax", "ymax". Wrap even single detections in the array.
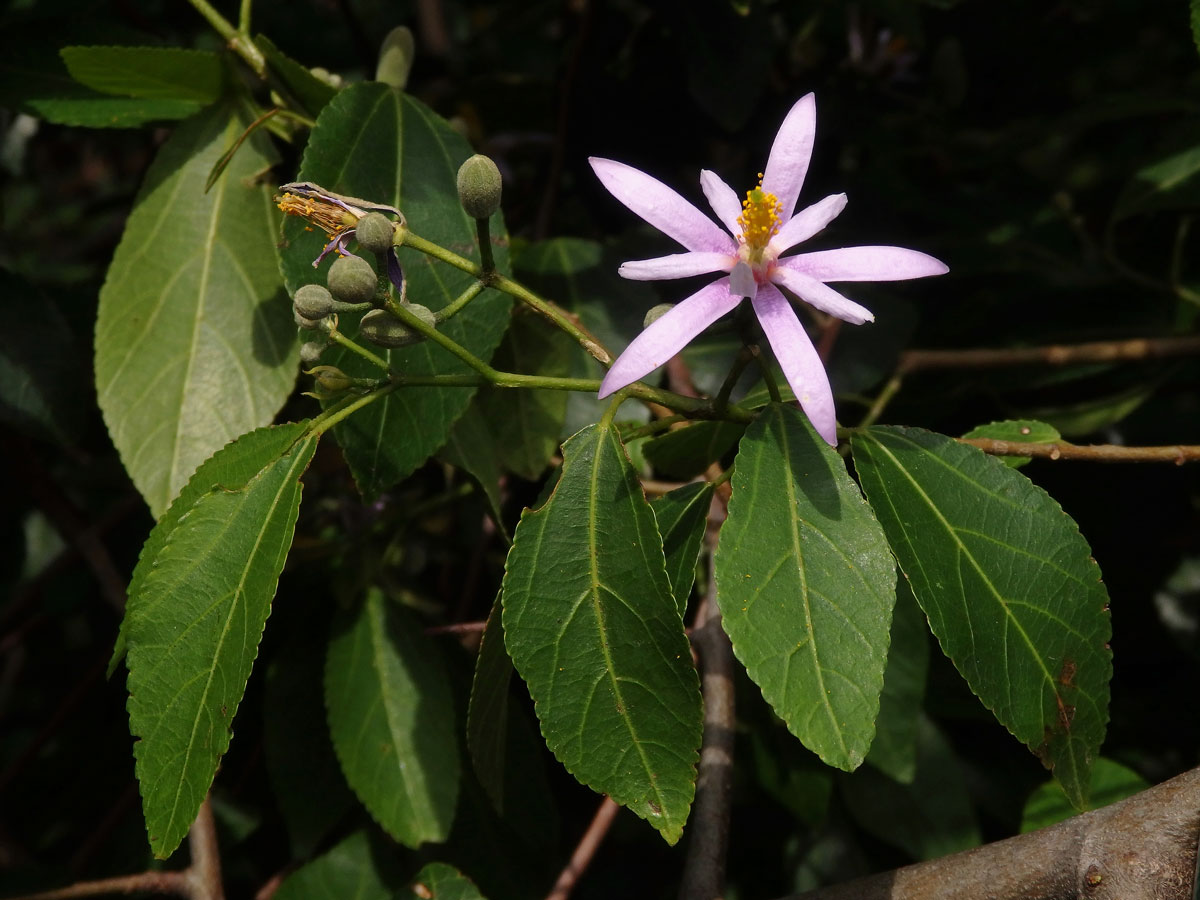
[{"xmin": 1, "ymin": 0, "xmax": 1198, "ymax": 897}]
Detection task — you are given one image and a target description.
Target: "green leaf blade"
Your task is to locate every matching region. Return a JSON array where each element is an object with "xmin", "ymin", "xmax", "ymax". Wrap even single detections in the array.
[
  {"xmin": 501, "ymin": 423, "xmax": 702, "ymax": 843},
  {"xmin": 851, "ymin": 425, "xmax": 1112, "ymax": 807},
  {"xmin": 60, "ymin": 46, "xmax": 224, "ymax": 102},
  {"xmin": 715, "ymin": 404, "xmax": 897, "ymax": 770},
  {"xmin": 325, "ymin": 590, "xmax": 461, "ymax": 847},
  {"xmin": 280, "ymin": 83, "xmax": 511, "ymax": 499},
  {"xmin": 652, "ymin": 481, "xmax": 714, "ymax": 614},
  {"xmin": 126, "ymin": 427, "xmax": 318, "ymax": 858},
  {"xmin": 95, "ymin": 102, "xmax": 296, "ymax": 516}
]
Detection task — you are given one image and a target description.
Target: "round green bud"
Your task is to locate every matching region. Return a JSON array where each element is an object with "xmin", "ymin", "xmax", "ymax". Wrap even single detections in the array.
[
  {"xmin": 358, "ymin": 304, "xmax": 437, "ymax": 348},
  {"xmin": 307, "ymin": 365, "xmax": 354, "ymax": 393},
  {"xmin": 456, "ymin": 154, "xmax": 502, "ymax": 219},
  {"xmin": 294, "ymin": 283, "xmax": 334, "ymax": 320},
  {"xmin": 374, "ymin": 27, "xmax": 414, "ymax": 90},
  {"xmin": 643, "ymin": 303, "xmax": 675, "ymax": 329},
  {"xmin": 299, "ymin": 341, "xmax": 325, "ymax": 364},
  {"xmin": 327, "ymin": 255, "xmax": 378, "ymax": 304},
  {"xmin": 294, "ymin": 308, "xmax": 322, "ymax": 330},
  {"xmin": 355, "ymin": 212, "xmax": 396, "ymax": 255}
]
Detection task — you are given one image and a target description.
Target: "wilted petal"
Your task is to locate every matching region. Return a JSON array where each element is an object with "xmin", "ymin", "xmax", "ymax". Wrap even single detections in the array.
[
  {"xmin": 619, "ymin": 251, "xmax": 735, "ymax": 281},
  {"xmin": 761, "ymin": 93, "xmax": 817, "ymax": 222},
  {"xmin": 729, "ymin": 261, "xmax": 758, "ymax": 299},
  {"xmin": 387, "ymin": 248, "xmax": 406, "ymax": 300},
  {"xmin": 771, "ymin": 193, "xmax": 847, "ymax": 253},
  {"xmin": 771, "ymin": 265, "xmax": 874, "ymax": 324},
  {"xmin": 313, "ymin": 230, "xmax": 357, "ymax": 266},
  {"xmin": 700, "ymin": 169, "xmax": 743, "ymax": 237},
  {"xmin": 751, "ymin": 283, "xmax": 837, "ymax": 445},
  {"xmin": 589, "ymin": 157, "xmax": 732, "ymax": 253},
  {"xmin": 598, "ymin": 277, "xmax": 741, "ymax": 399},
  {"xmin": 787, "ymin": 246, "xmax": 949, "ymax": 282}
]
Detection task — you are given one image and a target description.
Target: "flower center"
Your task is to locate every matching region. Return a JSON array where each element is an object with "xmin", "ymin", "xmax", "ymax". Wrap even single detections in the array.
[
  {"xmin": 735, "ymin": 174, "xmax": 782, "ymax": 264},
  {"xmin": 276, "ymin": 191, "xmax": 357, "ymax": 238}
]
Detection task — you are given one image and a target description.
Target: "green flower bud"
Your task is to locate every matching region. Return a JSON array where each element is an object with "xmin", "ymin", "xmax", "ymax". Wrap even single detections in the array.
[
  {"xmin": 644, "ymin": 303, "xmax": 675, "ymax": 329},
  {"xmin": 456, "ymin": 154, "xmax": 502, "ymax": 219},
  {"xmin": 327, "ymin": 255, "xmax": 378, "ymax": 304},
  {"xmin": 375, "ymin": 26, "xmax": 414, "ymax": 90},
  {"xmin": 294, "ymin": 283, "xmax": 334, "ymax": 320},
  {"xmin": 356, "ymin": 212, "xmax": 396, "ymax": 254},
  {"xmin": 295, "ymin": 308, "xmax": 322, "ymax": 330},
  {"xmin": 299, "ymin": 341, "xmax": 326, "ymax": 364},
  {"xmin": 307, "ymin": 365, "xmax": 354, "ymax": 393},
  {"xmin": 358, "ymin": 304, "xmax": 437, "ymax": 348}
]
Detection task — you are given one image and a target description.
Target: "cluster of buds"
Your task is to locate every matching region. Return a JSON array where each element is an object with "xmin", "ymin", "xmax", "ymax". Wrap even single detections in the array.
[{"xmin": 276, "ymin": 155, "xmax": 504, "ymax": 386}]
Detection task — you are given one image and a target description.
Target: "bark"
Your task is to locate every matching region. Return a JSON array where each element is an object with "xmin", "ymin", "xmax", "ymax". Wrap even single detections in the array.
[{"xmin": 785, "ymin": 765, "xmax": 1200, "ymax": 900}]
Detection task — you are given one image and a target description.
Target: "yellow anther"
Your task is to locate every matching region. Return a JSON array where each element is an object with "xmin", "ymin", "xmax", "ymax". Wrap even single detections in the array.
[
  {"xmin": 735, "ymin": 175, "xmax": 782, "ymax": 257},
  {"xmin": 275, "ymin": 191, "xmax": 356, "ymax": 237}
]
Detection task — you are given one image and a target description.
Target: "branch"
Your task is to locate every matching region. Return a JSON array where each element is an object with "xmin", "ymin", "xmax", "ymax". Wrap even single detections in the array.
[
  {"xmin": 961, "ymin": 438, "xmax": 1200, "ymax": 464},
  {"xmin": 4, "ymin": 797, "xmax": 224, "ymax": 900},
  {"xmin": 784, "ymin": 765, "xmax": 1200, "ymax": 900},
  {"xmin": 898, "ymin": 334, "xmax": 1200, "ymax": 373},
  {"xmin": 677, "ymin": 559, "xmax": 736, "ymax": 900},
  {"xmin": 544, "ymin": 798, "xmax": 621, "ymax": 900}
]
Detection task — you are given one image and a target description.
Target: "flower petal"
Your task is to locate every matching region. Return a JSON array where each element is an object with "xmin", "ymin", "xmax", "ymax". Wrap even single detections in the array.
[
  {"xmin": 699, "ymin": 169, "xmax": 743, "ymax": 237},
  {"xmin": 729, "ymin": 261, "xmax": 758, "ymax": 300},
  {"xmin": 589, "ymin": 157, "xmax": 732, "ymax": 253},
  {"xmin": 619, "ymin": 251, "xmax": 735, "ymax": 281},
  {"xmin": 770, "ymin": 265, "xmax": 874, "ymax": 325},
  {"xmin": 751, "ymin": 283, "xmax": 837, "ymax": 445},
  {"xmin": 761, "ymin": 94, "xmax": 817, "ymax": 222},
  {"xmin": 598, "ymin": 277, "xmax": 741, "ymax": 399},
  {"xmin": 770, "ymin": 193, "xmax": 847, "ymax": 253},
  {"xmin": 786, "ymin": 246, "xmax": 949, "ymax": 282}
]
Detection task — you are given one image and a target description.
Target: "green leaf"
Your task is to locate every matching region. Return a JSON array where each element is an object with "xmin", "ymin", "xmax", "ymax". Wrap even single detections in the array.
[
  {"xmin": 501, "ymin": 423, "xmax": 702, "ymax": 843},
  {"xmin": 280, "ymin": 82, "xmax": 511, "ymax": 499},
  {"xmin": 0, "ymin": 271, "xmax": 83, "ymax": 443},
  {"xmin": 841, "ymin": 716, "xmax": 980, "ymax": 860},
  {"xmin": 651, "ymin": 482, "xmax": 714, "ymax": 614},
  {"xmin": 715, "ymin": 404, "xmax": 897, "ymax": 770},
  {"xmin": 851, "ymin": 426, "xmax": 1112, "ymax": 807},
  {"xmin": 255, "ymin": 35, "xmax": 337, "ymax": 118},
  {"xmin": 865, "ymin": 577, "xmax": 930, "ymax": 783},
  {"xmin": 643, "ymin": 421, "xmax": 744, "ymax": 480},
  {"xmin": 273, "ymin": 831, "xmax": 405, "ymax": 900},
  {"xmin": 95, "ymin": 102, "xmax": 296, "ymax": 517},
  {"xmin": 325, "ymin": 589, "xmax": 460, "ymax": 847},
  {"xmin": 478, "ymin": 310, "xmax": 573, "ymax": 480},
  {"xmin": 264, "ymin": 621, "xmax": 355, "ymax": 857},
  {"xmin": 1114, "ymin": 142, "xmax": 1200, "ymax": 219},
  {"xmin": 25, "ymin": 96, "xmax": 203, "ymax": 127},
  {"xmin": 60, "ymin": 46, "xmax": 224, "ymax": 102},
  {"xmin": 466, "ymin": 597, "xmax": 512, "ymax": 812},
  {"xmin": 1020, "ymin": 757, "xmax": 1149, "ymax": 833},
  {"xmin": 440, "ymin": 403, "xmax": 509, "ymax": 540},
  {"xmin": 406, "ymin": 862, "xmax": 487, "ymax": 900},
  {"xmin": 962, "ymin": 419, "xmax": 1061, "ymax": 469},
  {"xmin": 125, "ymin": 426, "xmax": 318, "ymax": 858}
]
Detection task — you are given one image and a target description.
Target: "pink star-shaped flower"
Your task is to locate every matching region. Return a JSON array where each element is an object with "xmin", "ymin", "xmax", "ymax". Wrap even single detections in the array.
[{"xmin": 590, "ymin": 93, "xmax": 947, "ymax": 444}]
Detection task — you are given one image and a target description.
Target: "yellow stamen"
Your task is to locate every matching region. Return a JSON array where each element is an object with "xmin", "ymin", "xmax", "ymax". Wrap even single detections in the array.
[
  {"xmin": 275, "ymin": 192, "xmax": 357, "ymax": 237},
  {"xmin": 735, "ymin": 173, "xmax": 782, "ymax": 261}
]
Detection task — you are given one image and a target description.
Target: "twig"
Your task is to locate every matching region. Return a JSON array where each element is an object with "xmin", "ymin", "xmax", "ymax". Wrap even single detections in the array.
[
  {"xmin": 784, "ymin": 764, "xmax": 1200, "ymax": 900},
  {"xmin": 678, "ymin": 558, "xmax": 735, "ymax": 900},
  {"xmin": 4, "ymin": 796, "xmax": 224, "ymax": 900},
  {"xmin": 961, "ymin": 438, "xmax": 1200, "ymax": 464},
  {"xmin": 424, "ymin": 622, "xmax": 488, "ymax": 636},
  {"xmin": 898, "ymin": 334, "xmax": 1200, "ymax": 373},
  {"xmin": 544, "ymin": 797, "xmax": 621, "ymax": 900}
]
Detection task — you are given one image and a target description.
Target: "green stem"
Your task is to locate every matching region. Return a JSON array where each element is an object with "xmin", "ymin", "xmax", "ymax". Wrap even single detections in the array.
[
  {"xmin": 238, "ymin": 0, "xmax": 252, "ymax": 32},
  {"xmin": 397, "ymin": 227, "xmax": 613, "ymax": 366},
  {"xmin": 309, "ymin": 381, "xmax": 401, "ymax": 437},
  {"xmin": 476, "ymin": 216, "xmax": 496, "ymax": 274},
  {"xmin": 624, "ymin": 415, "xmax": 689, "ymax": 440},
  {"xmin": 858, "ymin": 373, "xmax": 904, "ymax": 429},
  {"xmin": 434, "ymin": 281, "xmax": 485, "ymax": 325},
  {"xmin": 383, "ymin": 296, "xmax": 496, "ymax": 377},
  {"xmin": 188, "ymin": 0, "xmax": 266, "ymax": 76},
  {"xmin": 324, "ymin": 326, "xmax": 391, "ymax": 372},
  {"xmin": 715, "ymin": 347, "xmax": 755, "ymax": 409},
  {"xmin": 753, "ymin": 348, "xmax": 782, "ymax": 403}
]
